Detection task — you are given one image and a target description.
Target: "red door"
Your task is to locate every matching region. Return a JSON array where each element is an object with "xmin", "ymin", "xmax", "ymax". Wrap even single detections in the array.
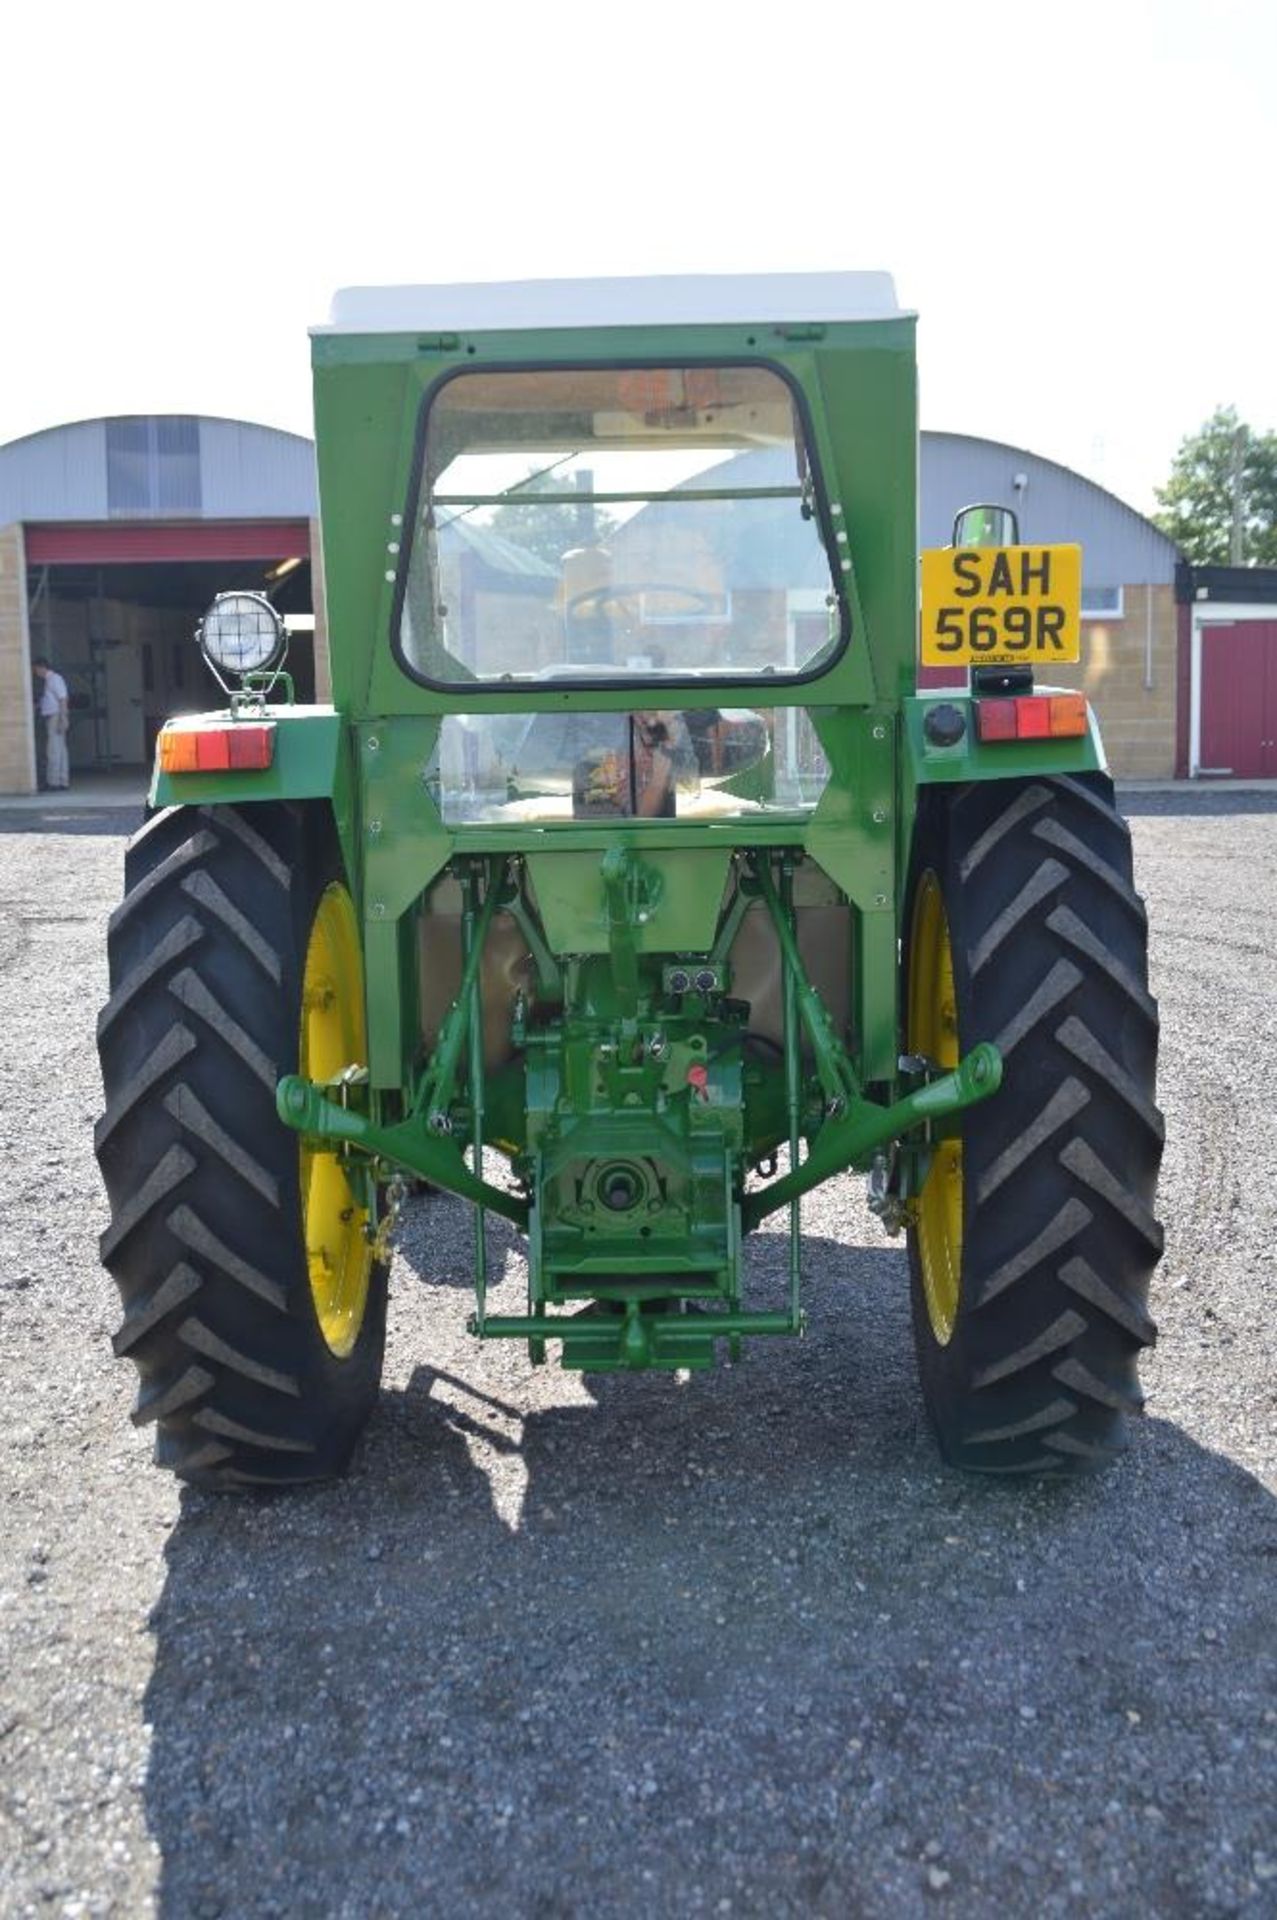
[{"xmin": 1199, "ymin": 621, "xmax": 1277, "ymax": 778}]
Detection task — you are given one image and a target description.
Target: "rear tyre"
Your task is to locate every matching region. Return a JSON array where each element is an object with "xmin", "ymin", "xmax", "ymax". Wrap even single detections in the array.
[
  {"xmin": 904, "ymin": 774, "xmax": 1163, "ymax": 1474},
  {"xmin": 95, "ymin": 803, "xmax": 387, "ymax": 1488}
]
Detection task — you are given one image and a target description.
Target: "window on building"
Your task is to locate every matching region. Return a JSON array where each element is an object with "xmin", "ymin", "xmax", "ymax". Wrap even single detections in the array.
[
  {"xmin": 107, "ymin": 417, "xmax": 202, "ymax": 517},
  {"xmin": 1081, "ymin": 584, "xmax": 1123, "ymax": 619}
]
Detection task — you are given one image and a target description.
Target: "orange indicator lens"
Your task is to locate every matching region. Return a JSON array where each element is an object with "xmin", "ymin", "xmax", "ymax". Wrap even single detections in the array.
[
  {"xmin": 1048, "ymin": 693, "xmax": 1089, "ymax": 737},
  {"xmin": 158, "ymin": 729, "xmax": 199, "ymax": 773}
]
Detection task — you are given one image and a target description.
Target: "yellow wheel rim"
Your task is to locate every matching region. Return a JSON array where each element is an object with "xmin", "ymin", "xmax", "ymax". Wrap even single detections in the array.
[
  {"xmin": 908, "ymin": 871, "xmax": 963, "ymax": 1346},
  {"xmin": 299, "ymin": 883, "xmax": 374, "ymax": 1358}
]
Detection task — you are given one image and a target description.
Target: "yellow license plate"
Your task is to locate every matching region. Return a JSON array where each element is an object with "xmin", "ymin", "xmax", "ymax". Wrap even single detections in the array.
[{"xmin": 920, "ymin": 544, "xmax": 1082, "ymax": 667}]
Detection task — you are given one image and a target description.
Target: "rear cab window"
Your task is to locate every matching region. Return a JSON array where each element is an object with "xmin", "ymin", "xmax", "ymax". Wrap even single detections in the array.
[
  {"xmin": 401, "ymin": 362, "xmax": 843, "ymax": 824},
  {"xmin": 397, "ymin": 362, "xmax": 845, "ymax": 689}
]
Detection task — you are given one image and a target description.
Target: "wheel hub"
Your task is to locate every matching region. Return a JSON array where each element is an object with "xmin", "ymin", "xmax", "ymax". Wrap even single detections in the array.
[
  {"xmin": 908, "ymin": 871, "xmax": 964, "ymax": 1346},
  {"xmin": 299, "ymin": 883, "xmax": 374, "ymax": 1357}
]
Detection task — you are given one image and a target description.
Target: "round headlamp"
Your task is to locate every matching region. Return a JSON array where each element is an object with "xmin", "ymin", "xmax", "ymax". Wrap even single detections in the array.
[{"xmin": 198, "ymin": 592, "xmax": 285, "ymax": 677}]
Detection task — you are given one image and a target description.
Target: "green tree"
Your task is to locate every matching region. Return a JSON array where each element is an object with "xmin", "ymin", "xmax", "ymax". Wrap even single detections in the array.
[
  {"xmin": 488, "ymin": 467, "xmax": 618, "ymax": 570},
  {"xmin": 1154, "ymin": 406, "xmax": 1277, "ymax": 565}
]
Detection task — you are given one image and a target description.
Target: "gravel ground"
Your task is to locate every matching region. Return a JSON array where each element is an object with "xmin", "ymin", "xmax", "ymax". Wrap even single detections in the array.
[{"xmin": 0, "ymin": 794, "xmax": 1274, "ymax": 1919}]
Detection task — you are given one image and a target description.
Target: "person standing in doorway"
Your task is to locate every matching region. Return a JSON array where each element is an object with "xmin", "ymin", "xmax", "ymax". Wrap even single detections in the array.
[{"xmin": 33, "ymin": 657, "xmax": 70, "ymax": 790}]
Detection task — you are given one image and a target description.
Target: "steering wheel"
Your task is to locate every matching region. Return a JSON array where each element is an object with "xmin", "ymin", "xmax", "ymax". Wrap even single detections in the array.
[{"xmin": 565, "ymin": 583, "xmax": 724, "ymax": 631}]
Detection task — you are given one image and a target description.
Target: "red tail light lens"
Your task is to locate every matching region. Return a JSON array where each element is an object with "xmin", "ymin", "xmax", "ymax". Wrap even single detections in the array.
[
  {"xmin": 227, "ymin": 725, "xmax": 275, "ymax": 768},
  {"xmin": 975, "ymin": 699, "xmax": 1017, "ymax": 742},
  {"xmin": 976, "ymin": 695, "xmax": 1088, "ymax": 744},
  {"xmin": 1015, "ymin": 698, "xmax": 1052, "ymax": 740}
]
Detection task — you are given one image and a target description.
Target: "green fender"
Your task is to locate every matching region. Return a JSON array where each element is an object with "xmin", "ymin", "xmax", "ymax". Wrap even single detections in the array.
[{"xmin": 148, "ymin": 706, "xmax": 356, "ymax": 877}]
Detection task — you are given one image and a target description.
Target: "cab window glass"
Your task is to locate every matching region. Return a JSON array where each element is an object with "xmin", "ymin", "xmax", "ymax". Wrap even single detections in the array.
[
  {"xmin": 425, "ymin": 706, "xmax": 831, "ymax": 825},
  {"xmin": 399, "ymin": 365, "xmax": 842, "ymax": 687}
]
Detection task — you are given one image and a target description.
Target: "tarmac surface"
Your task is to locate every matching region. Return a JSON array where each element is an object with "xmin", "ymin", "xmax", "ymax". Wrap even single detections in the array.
[{"xmin": 0, "ymin": 790, "xmax": 1273, "ymax": 1918}]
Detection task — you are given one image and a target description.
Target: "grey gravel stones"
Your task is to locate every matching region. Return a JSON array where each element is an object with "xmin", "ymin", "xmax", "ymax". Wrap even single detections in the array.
[{"xmin": 0, "ymin": 793, "xmax": 1274, "ymax": 1917}]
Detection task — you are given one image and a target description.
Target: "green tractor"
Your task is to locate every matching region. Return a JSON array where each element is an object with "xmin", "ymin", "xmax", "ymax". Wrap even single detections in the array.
[{"xmin": 94, "ymin": 274, "xmax": 1162, "ymax": 1486}]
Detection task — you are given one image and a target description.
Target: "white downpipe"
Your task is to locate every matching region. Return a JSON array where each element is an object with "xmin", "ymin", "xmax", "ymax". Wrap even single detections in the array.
[{"xmin": 1190, "ymin": 621, "xmax": 1202, "ymax": 776}]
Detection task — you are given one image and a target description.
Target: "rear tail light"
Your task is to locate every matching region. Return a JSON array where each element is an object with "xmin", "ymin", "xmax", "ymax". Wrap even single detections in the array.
[
  {"xmin": 976, "ymin": 694, "xmax": 1088, "ymax": 744},
  {"xmin": 158, "ymin": 723, "xmax": 275, "ymax": 773}
]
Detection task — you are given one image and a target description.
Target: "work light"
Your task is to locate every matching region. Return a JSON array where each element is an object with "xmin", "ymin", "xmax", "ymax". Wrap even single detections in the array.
[{"xmin": 198, "ymin": 592, "xmax": 285, "ymax": 678}]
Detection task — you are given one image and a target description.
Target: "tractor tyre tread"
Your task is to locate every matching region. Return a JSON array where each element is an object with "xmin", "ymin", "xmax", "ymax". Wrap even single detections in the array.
[
  {"xmin": 908, "ymin": 773, "xmax": 1162, "ymax": 1475},
  {"xmin": 95, "ymin": 803, "xmax": 386, "ymax": 1489}
]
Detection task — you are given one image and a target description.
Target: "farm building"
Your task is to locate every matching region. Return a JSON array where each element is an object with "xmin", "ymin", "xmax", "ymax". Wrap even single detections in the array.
[
  {"xmin": 0, "ymin": 416, "xmax": 320, "ymax": 795},
  {"xmin": 0, "ymin": 411, "xmax": 1244, "ymax": 792}
]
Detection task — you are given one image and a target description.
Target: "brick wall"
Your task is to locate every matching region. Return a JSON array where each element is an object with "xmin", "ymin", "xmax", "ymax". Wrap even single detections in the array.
[
  {"xmin": 0, "ymin": 525, "xmax": 36, "ymax": 794},
  {"xmin": 1048, "ymin": 583, "xmax": 1178, "ymax": 778}
]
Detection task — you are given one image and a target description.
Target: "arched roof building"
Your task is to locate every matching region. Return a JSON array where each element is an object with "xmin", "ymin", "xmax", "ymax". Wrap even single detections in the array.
[
  {"xmin": 0, "ymin": 414, "xmax": 1185, "ymax": 793},
  {"xmin": 0, "ymin": 416, "xmax": 320, "ymax": 792},
  {"xmin": 921, "ymin": 433, "xmax": 1178, "ymax": 597}
]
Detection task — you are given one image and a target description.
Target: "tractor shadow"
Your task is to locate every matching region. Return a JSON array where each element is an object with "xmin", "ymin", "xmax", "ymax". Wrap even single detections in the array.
[
  {"xmin": 394, "ymin": 1179, "xmax": 527, "ymax": 1292},
  {"xmin": 141, "ymin": 1225, "xmax": 1277, "ymax": 1918}
]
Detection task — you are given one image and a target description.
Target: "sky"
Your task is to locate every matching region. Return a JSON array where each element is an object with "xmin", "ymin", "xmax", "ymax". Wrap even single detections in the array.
[{"xmin": 2, "ymin": 0, "xmax": 1273, "ymax": 519}]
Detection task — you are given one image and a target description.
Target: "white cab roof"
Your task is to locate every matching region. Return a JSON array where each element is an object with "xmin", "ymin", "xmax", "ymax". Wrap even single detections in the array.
[{"xmin": 316, "ymin": 272, "xmax": 904, "ymax": 336}]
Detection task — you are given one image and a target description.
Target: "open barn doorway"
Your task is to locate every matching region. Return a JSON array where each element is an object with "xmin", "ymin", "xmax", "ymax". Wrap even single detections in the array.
[{"xmin": 25, "ymin": 530, "xmax": 314, "ymax": 777}]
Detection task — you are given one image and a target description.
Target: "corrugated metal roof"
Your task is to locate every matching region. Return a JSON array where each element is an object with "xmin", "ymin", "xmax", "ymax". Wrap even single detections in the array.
[
  {"xmin": 0, "ymin": 416, "xmax": 317, "ymax": 526},
  {"xmin": 199, "ymin": 419, "xmax": 317, "ymax": 517},
  {"xmin": 0, "ymin": 419, "xmax": 108, "ymax": 522},
  {"xmin": 922, "ymin": 433, "xmax": 1180, "ymax": 585}
]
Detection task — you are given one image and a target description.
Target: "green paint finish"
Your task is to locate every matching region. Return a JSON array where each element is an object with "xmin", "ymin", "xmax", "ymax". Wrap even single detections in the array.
[
  {"xmin": 804, "ymin": 706, "xmax": 897, "ymax": 1081},
  {"xmin": 901, "ymin": 691, "xmax": 1106, "ymax": 791},
  {"xmin": 276, "ymin": 1071, "xmax": 528, "ymax": 1226},
  {"xmin": 150, "ymin": 705, "xmax": 361, "ymax": 895},
  {"xmin": 311, "ymin": 324, "xmax": 904, "ymax": 722},
  {"xmin": 156, "ymin": 286, "xmax": 1117, "ymax": 1374},
  {"xmin": 527, "ymin": 845, "xmax": 733, "ymax": 958},
  {"xmin": 357, "ymin": 716, "xmax": 449, "ymax": 922},
  {"xmin": 741, "ymin": 1041, "xmax": 1002, "ymax": 1229},
  {"xmin": 150, "ymin": 706, "xmax": 347, "ymax": 813},
  {"xmin": 471, "ymin": 1308, "xmax": 797, "ymax": 1372}
]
